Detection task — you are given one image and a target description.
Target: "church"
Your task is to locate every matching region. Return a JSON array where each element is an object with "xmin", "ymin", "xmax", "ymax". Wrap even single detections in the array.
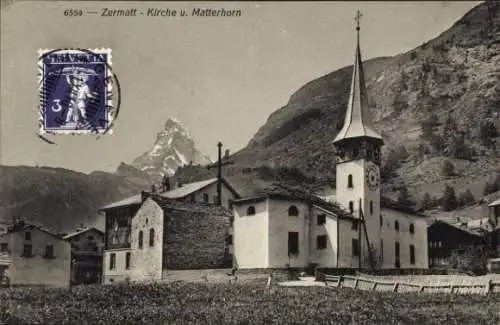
[{"xmin": 232, "ymin": 18, "xmax": 429, "ymax": 272}]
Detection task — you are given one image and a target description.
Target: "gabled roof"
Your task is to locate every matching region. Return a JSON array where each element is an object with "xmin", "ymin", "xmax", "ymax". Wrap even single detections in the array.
[
  {"xmin": 428, "ymin": 220, "xmax": 484, "ymax": 237},
  {"xmin": 146, "ymin": 193, "xmax": 232, "ymax": 218},
  {"xmin": 3, "ymin": 221, "xmax": 67, "ymax": 241},
  {"xmin": 333, "ymin": 24, "xmax": 383, "ymax": 144},
  {"xmin": 233, "ymin": 185, "xmax": 354, "ymax": 219},
  {"xmin": 100, "ymin": 178, "xmax": 241, "ymax": 211},
  {"xmin": 63, "ymin": 227, "xmax": 104, "ymax": 239},
  {"xmin": 488, "ymin": 197, "xmax": 500, "ymax": 207}
]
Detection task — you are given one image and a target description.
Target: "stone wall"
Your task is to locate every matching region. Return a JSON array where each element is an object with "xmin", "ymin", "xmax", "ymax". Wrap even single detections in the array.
[{"xmin": 163, "ymin": 208, "xmax": 231, "ymax": 270}]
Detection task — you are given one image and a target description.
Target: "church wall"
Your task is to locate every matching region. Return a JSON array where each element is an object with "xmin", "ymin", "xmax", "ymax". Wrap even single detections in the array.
[
  {"xmin": 189, "ymin": 182, "xmax": 237, "ymax": 209},
  {"xmin": 267, "ymin": 199, "xmax": 309, "ymax": 268},
  {"xmin": 130, "ymin": 198, "xmax": 164, "ymax": 282},
  {"xmin": 309, "ymin": 207, "xmax": 338, "ymax": 268},
  {"xmin": 379, "ymin": 208, "xmax": 428, "ymax": 269},
  {"xmin": 233, "ymin": 200, "xmax": 269, "ymax": 268},
  {"xmin": 337, "ymin": 218, "xmax": 364, "ymax": 268},
  {"xmin": 163, "ymin": 208, "xmax": 230, "ymax": 270}
]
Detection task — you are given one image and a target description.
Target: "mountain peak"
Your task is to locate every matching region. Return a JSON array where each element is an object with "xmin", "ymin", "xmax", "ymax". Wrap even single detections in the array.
[{"xmin": 131, "ymin": 118, "xmax": 211, "ymax": 177}]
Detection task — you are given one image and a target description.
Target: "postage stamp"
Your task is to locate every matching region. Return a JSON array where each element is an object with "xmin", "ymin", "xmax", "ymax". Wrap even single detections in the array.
[{"xmin": 37, "ymin": 48, "xmax": 118, "ymax": 135}]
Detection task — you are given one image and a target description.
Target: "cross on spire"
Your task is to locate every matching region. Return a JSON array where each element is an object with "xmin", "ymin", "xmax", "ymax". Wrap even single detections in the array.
[
  {"xmin": 207, "ymin": 142, "xmax": 233, "ymax": 206},
  {"xmin": 354, "ymin": 10, "xmax": 363, "ymax": 31}
]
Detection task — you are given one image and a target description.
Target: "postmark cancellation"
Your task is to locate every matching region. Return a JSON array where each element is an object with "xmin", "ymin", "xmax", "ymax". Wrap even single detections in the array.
[{"xmin": 37, "ymin": 48, "xmax": 118, "ymax": 135}]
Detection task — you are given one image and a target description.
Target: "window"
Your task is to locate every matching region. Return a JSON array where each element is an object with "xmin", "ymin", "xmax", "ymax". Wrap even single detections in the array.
[
  {"xmin": 352, "ymin": 239, "xmax": 359, "ymax": 257},
  {"xmin": 380, "ymin": 239, "xmax": 384, "ymax": 261},
  {"xmin": 149, "ymin": 228, "xmax": 155, "ymax": 247},
  {"xmin": 395, "ymin": 241, "xmax": 400, "ymax": 268},
  {"xmin": 347, "ymin": 175, "xmax": 353, "ymax": 188},
  {"xmin": 226, "ymin": 235, "xmax": 233, "ymax": 245},
  {"xmin": 288, "ymin": 232, "xmax": 299, "ymax": 256},
  {"xmin": 246, "ymin": 206, "xmax": 256, "ymax": 216},
  {"xmin": 190, "ymin": 194, "xmax": 196, "ymax": 203},
  {"xmin": 409, "ymin": 224, "xmax": 415, "ymax": 234},
  {"xmin": 349, "ymin": 201, "xmax": 354, "ymax": 213},
  {"xmin": 22, "ymin": 244, "xmax": 32, "ymax": 257},
  {"xmin": 317, "ymin": 214, "xmax": 326, "ymax": 225},
  {"xmin": 203, "ymin": 193, "xmax": 209, "ymax": 203},
  {"xmin": 138, "ymin": 231, "xmax": 143, "ymax": 249},
  {"xmin": 25, "ymin": 231, "xmax": 31, "ymax": 241},
  {"xmin": 44, "ymin": 245, "xmax": 54, "ymax": 258},
  {"xmin": 351, "ymin": 219, "xmax": 358, "ymax": 230},
  {"xmin": 125, "ymin": 252, "xmax": 131, "ymax": 270},
  {"xmin": 87, "ymin": 235, "xmax": 94, "ymax": 241},
  {"xmin": 316, "ymin": 235, "xmax": 327, "ymax": 250},
  {"xmin": 110, "ymin": 253, "xmax": 116, "ymax": 270},
  {"xmin": 0, "ymin": 243, "xmax": 7, "ymax": 252},
  {"xmin": 288, "ymin": 205, "xmax": 299, "ymax": 217},
  {"xmin": 410, "ymin": 245, "xmax": 415, "ymax": 265},
  {"xmin": 379, "ymin": 215, "xmax": 383, "ymax": 227},
  {"xmin": 370, "ymin": 201, "xmax": 373, "ymax": 215},
  {"xmin": 394, "ymin": 221, "xmax": 400, "ymax": 232}
]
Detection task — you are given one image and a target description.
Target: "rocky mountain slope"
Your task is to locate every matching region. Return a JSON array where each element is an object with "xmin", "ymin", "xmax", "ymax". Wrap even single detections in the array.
[
  {"xmin": 178, "ymin": 2, "xmax": 500, "ymax": 208},
  {"xmin": 131, "ymin": 118, "xmax": 212, "ymax": 178},
  {"xmin": 0, "ymin": 165, "xmax": 149, "ymax": 233}
]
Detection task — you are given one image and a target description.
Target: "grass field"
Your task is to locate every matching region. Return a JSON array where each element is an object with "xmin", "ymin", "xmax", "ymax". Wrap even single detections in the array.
[{"xmin": 2, "ymin": 280, "xmax": 500, "ymax": 325}]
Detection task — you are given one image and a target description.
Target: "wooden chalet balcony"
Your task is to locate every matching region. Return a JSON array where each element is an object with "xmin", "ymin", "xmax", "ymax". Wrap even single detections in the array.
[{"xmin": 0, "ymin": 253, "xmax": 11, "ymax": 266}]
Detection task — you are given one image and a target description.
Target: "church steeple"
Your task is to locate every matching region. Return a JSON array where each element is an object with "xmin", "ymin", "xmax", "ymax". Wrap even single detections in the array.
[{"xmin": 333, "ymin": 11, "xmax": 383, "ymax": 145}]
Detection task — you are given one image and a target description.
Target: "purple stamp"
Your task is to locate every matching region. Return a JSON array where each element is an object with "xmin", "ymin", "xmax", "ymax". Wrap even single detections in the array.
[{"xmin": 37, "ymin": 48, "xmax": 119, "ymax": 136}]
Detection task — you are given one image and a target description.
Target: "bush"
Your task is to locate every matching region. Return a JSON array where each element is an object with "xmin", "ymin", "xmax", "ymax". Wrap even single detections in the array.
[
  {"xmin": 441, "ymin": 160, "xmax": 455, "ymax": 177},
  {"xmin": 397, "ymin": 186, "xmax": 415, "ymax": 207},
  {"xmin": 458, "ymin": 189, "xmax": 475, "ymax": 206}
]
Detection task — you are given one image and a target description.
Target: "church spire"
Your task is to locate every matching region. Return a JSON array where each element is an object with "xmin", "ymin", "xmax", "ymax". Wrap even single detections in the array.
[{"xmin": 333, "ymin": 10, "xmax": 383, "ymax": 144}]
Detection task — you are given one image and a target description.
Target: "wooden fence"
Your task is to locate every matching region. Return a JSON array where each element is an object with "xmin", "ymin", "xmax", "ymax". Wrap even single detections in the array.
[{"xmin": 322, "ymin": 274, "xmax": 500, "ymax": 295}]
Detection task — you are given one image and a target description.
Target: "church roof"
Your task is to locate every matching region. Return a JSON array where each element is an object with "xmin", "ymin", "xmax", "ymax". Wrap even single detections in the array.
[
  {"xmin": 100, "ymin": 177, "xmax": 240, "ymax": 211},
  {"xmin": 233, "ymin": 184, "xmax": 355, "ymax": 219},
  {"xmin": 333, "ymin": 24, "xmax": 383, "ymax": 144}
]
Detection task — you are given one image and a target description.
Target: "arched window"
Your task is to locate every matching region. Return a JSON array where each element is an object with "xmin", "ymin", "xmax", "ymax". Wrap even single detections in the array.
[
  {"xmin": 247, "ymin": 206, "xmax": 256, "ymax": 216},
  {"xmin": 149, "ymin": 228, "xmax": 155, "ymax": 247},
  {"xmin": 349, "ymin": 201, "xmax": 354, "ymax": 214},
  {"xmin": 138, "ymin": 230, "xmax": 143, "ymax": 249},
  {"xmin": 394, "ymin": 221, "xmax": 400, "ymax": 232},
  {"xmin": 370, "ymin": 201, "xmax": 373, "ymax": 215},
  {"xmin": 409, "ymin": 223, "xmax": 415, "ymax": 234},
  {"xmin": 288, "ymin": 205, "xmax": 299, "ymax": 216},
  {"xmin": 347, "ymin": 175, "xmax": 353, "ymax": 188}
]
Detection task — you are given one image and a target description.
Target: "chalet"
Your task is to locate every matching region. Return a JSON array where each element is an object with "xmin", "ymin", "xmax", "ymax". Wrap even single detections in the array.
[
  {"xmin": 101, "ymin": 192, "xmax": 232, "ymax": 283},
  {"xmin": 0, "ymin": 219, "xmax": 71, "ymax": 287},
  {"xmin": 232, "ymin": 21, "xmax": 428, "ymax": 273},
  {"xmin": 427, "ymin": 220, "xmax": 486, "ymax": 268},
  {"xmin": 63, "ymin": 227, "xmax": 104, "ymax": 285}
]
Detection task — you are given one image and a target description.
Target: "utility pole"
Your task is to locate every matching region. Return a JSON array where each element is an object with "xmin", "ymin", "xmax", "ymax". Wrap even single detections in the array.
[{"xmin": 207, "ymin": 142, "xmax": 233, "ymax": 206}]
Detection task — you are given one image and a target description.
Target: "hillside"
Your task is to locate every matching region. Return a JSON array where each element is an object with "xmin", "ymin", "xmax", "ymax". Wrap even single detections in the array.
[
  {"xmin": 177, "ymin": 2, "xmax": 500, "ymax": 208},
  {"xmin": 0, "ymin": 165, "xmax": 150, "ymax": 233}
]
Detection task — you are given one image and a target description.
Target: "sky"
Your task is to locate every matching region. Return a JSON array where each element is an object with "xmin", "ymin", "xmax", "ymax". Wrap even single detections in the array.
[{"xmin": 0, "ymin": 1, "xmax": 482, "ymax": 174}]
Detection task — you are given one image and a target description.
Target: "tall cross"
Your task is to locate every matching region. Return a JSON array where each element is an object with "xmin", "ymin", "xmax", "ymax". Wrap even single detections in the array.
[
  {"xmin": 207, "ymin": 142, "xmax": 233, "ymax": 206},
  {"xmin": 354, "ymin": 10, "xmax": 363, "ymax": 31}
]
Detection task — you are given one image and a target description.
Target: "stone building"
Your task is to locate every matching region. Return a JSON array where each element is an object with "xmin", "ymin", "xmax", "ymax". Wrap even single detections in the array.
[
  {"xmin": 101, "ymin": 191, "xmax": 232, "ymax": 284},
  {"xmin": 0, "ymin": 219, "xmax": 71, "ymax": 287},
  {"xmin": 232, "ymin": 21, "xmax": 429, "ymax": 273},
  {"xmin": 63, "ymin": 227, "xmax": 104, "ymax": 285}
]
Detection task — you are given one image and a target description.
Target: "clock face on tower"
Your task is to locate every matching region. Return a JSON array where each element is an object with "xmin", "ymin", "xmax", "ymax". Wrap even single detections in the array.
[{"xmin": 365, "ymin": 162, "xmax": 380, "ymax": 191}]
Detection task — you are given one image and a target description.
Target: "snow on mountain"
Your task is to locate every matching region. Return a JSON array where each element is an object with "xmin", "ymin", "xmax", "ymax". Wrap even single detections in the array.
[{"xmin": 131, "ymin": 118, "xmax": 212, "ymax": 178}]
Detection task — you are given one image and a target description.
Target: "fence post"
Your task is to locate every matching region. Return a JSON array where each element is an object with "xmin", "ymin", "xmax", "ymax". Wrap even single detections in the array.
[
  {"xmin": 419, "ymin": 285, "xmax": 424, "ymax": 293},
  {"xmin": 450, "ymin": 285, "xmax": 454, "ymax": 294},
  {"xmin": 486, "ymin": 279, "xmax": 492, "ymax": 294},
  {"xmin": 337, "ymin": 275, "xmax": 343, "ymax": 288},
  {"xmin": 372, "ymin": 282, "xmax": 377, "ymax": 291},
  {"xmin": 393, "ymin": 282, "xmax": 399, "ymax": 293},
  {"xmin": 353, "ymin": 278, "xmax": 359, "ymax": 289}
]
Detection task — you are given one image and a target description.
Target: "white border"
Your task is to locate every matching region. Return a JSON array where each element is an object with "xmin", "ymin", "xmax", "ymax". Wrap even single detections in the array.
[{"xmin": 37, "ymin": 48, "xmax": 115, "ymax": 135}]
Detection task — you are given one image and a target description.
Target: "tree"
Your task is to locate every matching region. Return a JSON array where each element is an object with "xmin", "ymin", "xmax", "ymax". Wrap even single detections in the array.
[
  {"xmin": 441, "ymin": 185, "xmax": 458, "ymax": 211},
  {"xmin": 483, "ymin": 174, "xmax": 500, "ymax": 196},
  {"xmin": 446, "ymin": 134, "xmax": 472, "ymax": 159},
  {"xmin": 441, "ymin": 159, "xmax": 456, "ymax": 177},
  {"xmin": 397, "ymin": 185, "xmax": 415, "ymax": 207},
  {"xmin": 429, "ymin": 134, "xmax": 445, "ymax": 153},
  {"xmin": 421, "ymin": 192, "xmax": 433, "ymax": 210},
  {"xmin": 458, "ymin": 189, "xmax": 475, "ymax": 206},
  {"xmin": 479, "ymin": 121, "xmax": 499, "ymax": 147},
  {"xmin": 442, "ymin": 115, "xmax": 457, "ymax": 140}
]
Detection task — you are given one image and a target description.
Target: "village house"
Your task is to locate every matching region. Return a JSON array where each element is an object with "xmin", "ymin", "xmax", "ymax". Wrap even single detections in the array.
[
  {"xmin": 101, "ymin": 191, "xmax": 232, "ymax": 283},
  {"xmin": 232, "ymin": 21, "xmax": 429, "ymax": 273},
  {"xmin": 427, "ymin": 220, "xmax": 486, "ymax": 268},
  {"xmin": 63, "ymin": 226, "xmax": 104, "ymax": 285},
  {"xmin": 0, "ymin": 219, "xmax": 71, "ymax": 287},
  {"xmin": 488, "ymin": 197, "xmax": 500, "ymax": 256}
]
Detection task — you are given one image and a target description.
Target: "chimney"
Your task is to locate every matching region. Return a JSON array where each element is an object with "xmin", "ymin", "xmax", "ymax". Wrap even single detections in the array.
[{"xmin": 162, "ymin": 175, "xmax": 171, "ymax": 192}]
